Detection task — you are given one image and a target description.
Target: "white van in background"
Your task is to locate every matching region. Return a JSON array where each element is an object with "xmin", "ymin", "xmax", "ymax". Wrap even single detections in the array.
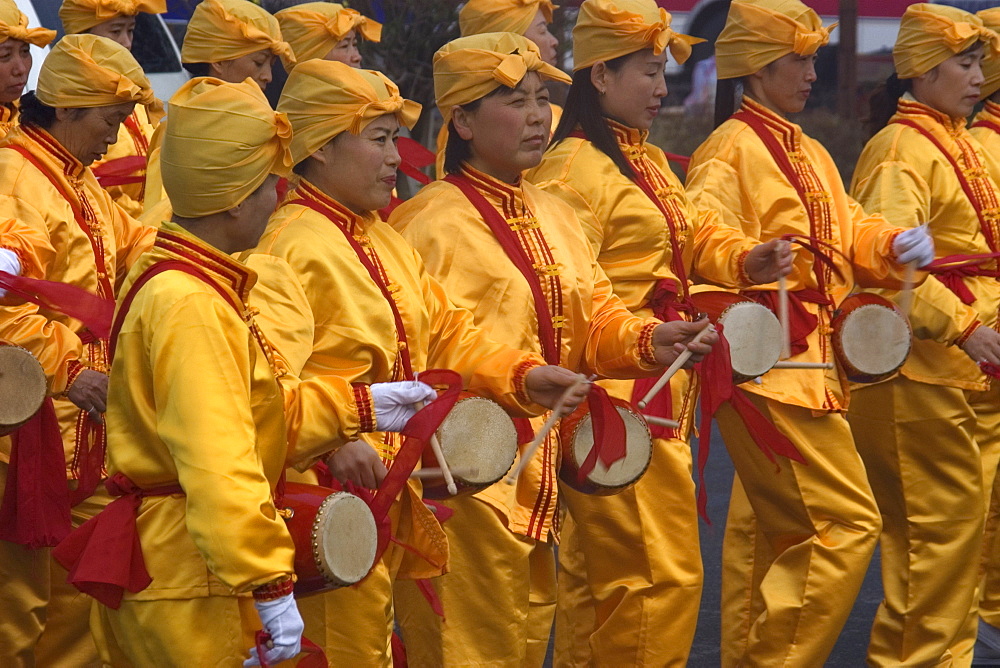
[{"xmin": 27, "ymin": 0, "xmax": 187, "ymax": 101}]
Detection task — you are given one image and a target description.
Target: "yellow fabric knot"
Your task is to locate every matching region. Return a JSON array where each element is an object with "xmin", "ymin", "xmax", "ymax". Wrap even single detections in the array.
[{"xmin": 0, "ymin": 7, "xmax": 54, "ymax": 46}]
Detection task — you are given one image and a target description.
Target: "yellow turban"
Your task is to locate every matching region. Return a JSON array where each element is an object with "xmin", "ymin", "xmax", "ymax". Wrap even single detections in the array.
[
  {"xmin": 434, "ymin": 32, "xmax": 571, "ymax": 124},
  {"xmin": 278, "ymin": 60, "xmax": 420, "ymax": 165},
  {"xmin": 459, "ymin": 0, "xmax": 555, "ymax": 37},
  {"xmin": 980, "ymin": 9, "xmax": 1000, "ymax": 98},
  {"xmin": 181, "ymin": 0, "xmax": 295, "ymax": 69},
  {"xmin": 59, "ymin": 0, "xmax": 165, "ymax": 35},
  {"xmin": 572, "ymin": 0, "xmax": 702, "ymax": 71},
  {"xmin": 894, "ymin": 3, "xmax": 1000, "ymax": 79},
  {"xmin": 715, "ymin": 0, "xmax": 836, "ymax": 79},
  {"xmin": 36, "ymin": 33, "xmax": 160, "ymax": 118},
  {"xmin": 161, "ymin": 77, "xmax": 292, "ymax": 218},
  {"xmin": 0, "ymin": 0, "xmax": 54, "ymax": 47},
  {"xmin": 277, "ymin": 3, "xmax": 380, "ymax": 64}
]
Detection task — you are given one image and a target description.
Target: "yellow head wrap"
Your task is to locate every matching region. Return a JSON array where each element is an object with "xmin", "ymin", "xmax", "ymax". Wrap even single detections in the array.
[
  {"xmin": 36, "ymin": 33, "xmax": 161, "ymax": 118},
  {"xmin": 434, "ymin": 32, "xmax": 571, "ymax": 124},
  {"xmin": 715, "ymin": 0, "xmax": 836, "ymax": 79},
  {"xmin": 894, "ymin": 3, "xmax": 1000, "ymax": 80},
  {"xmin": 161, "ymin": 77, "xmax": 292, "ymax": 218},
  {"xmin": 278, "ymin": 60, "xmax": 420, "ymax": 165},
  {"xmin": 277, "ymin": 3, "xmax": 380, "ymax": 64},
  {"xmin": 59, "ymin": 0, "xmax": 165, "ymax": 35},
  {"xmin": 181, "ymin": 0, "xmax": 295, "ymax": 69},
  {"xmin": 572, "ymin": 0, "xmax": 702, "ymax": 72},
  {"xmin": 0, "ymin": 0, "xmax": 54, "ymax": 46},
  {"xmin": 459, "ymin": 0, "xmax": 555, "ymax": 37},
  {"xmin": 980, "ymin": 9, "xmax": 1000, "ymax": 99}
]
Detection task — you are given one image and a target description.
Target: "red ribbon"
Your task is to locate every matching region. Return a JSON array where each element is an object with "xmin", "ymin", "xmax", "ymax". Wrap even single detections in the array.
[
  {"xmin": 926, "ymin": 252, "xmax": 1000, "ymax": 305},
  {"xmin": 254, "ymin": 632, "xmax": 327, "ymax": 668},
  {"xmin": 981, "ymin": 361, "xmax": 1000, "ymax": 379},
  {"xmin": 694, "ymin": 323, "xmax": 805, "ymax": 523},
  {"xmin": 0, "ymin": 270, "xmax": 113, "ymax": 340},
  {"xmin": 396, "ymin": 137, "xmax": 434, "ymax": 186},
  {"xmin": 92, "ymin": 155, "xmax": 147, "ymax": 187},
  {"xmin": 52, "ymin": 472, "xmax": 183, "ymax": 609},
  {"xmin": 575, "ymin": 384, "xmax": 627, "ymax": 486},
  {"xmin": 0, "ymin": 398, "xmax": 71, "ymax": 548},
  {"xmin": 744, "ymin": 288, "xmax": 830, "ymax": 356}
]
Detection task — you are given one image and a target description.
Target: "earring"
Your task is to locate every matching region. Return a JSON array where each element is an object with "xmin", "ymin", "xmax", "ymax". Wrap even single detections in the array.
[{"xmin": 599, "ymin": 88, "xmax": 606, "ymax": 95}]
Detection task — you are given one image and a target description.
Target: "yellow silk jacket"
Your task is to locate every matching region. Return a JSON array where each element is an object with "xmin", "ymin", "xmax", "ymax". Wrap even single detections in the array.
[
  {"xmin": 140, "ymin": 118, "xmax": 167, "ymax": 216},
  {"xmin": 246, "ymin": 179, "xmax": 547, "ymax": 577},
  {"xmin": 108, "ymin": 223, "xmax": 297, "ymax": 600},
  {"xmin": 687, "ymin": 97, "xmax": 910, "ymax": 411},
  {"xmin": 389, "ymin": 164, "xmax": 660, "ymax": 540},
  {"xmin": 527, "ymin": 118, "xmax": 758, "ymax": 425},
  {"xmin": 0, "ymin": 124, "xmax": 154, "ymax": 469},
  {"xmin": 92, "ymin": 104, "xmax": 157, "ymax": 217},
  {"xmin": 971, "ymin": 100, "xmax": 1000, "ymax": 157},
  {"xmin": 851, "ymin": 96, "xmax": 995, "ymax": 392},
  {"xmin": 0, "ymin": 101, "xmax": 18, "ymax": 139}
]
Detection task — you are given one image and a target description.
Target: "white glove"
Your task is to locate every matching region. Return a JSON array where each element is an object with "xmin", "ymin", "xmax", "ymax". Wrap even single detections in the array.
[
  {"xmin": 893, "ymin": 225, "xmax": 935, "ymax": 267},
  {"xmin": 370, "ymin": 380, "xmax": 437, "ymax": 432},
  {"xmin": 244, "ymin": 592, "xmax": 304, "ymax": 667},
  {"xmin": 0, "ymin": 248, "xmax": 20, "ymax": 298}
]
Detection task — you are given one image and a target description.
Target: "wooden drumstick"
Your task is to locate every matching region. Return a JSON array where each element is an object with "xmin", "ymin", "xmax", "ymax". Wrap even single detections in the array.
[
  {"xmin": 411, "ymin": 467, "xmax": 479, "ymax": 480},
  {"xmin": 641, "ymin": 415, "xmax": 681, "ymax": 429},
  {"xmin": 414, "ymin": 399, "xmax": 458, "ymax": 496},
  {"xmin": 636, "ymin": 321, "xmax": 715, "ymax": 410},
  {"xmin": 504, "ymin": 373, "xmax": 592, "ymax": 486},
  {"xmin": 899, "ymin": 223, "xmax": 927, "ymax": 320},
  {"xmin": 778, "ymin": 275, "xmax": 791, "ymax": 360},
  {"xmin": 771, "ymin": 361, "xmax": 834, "ymax": 370}
]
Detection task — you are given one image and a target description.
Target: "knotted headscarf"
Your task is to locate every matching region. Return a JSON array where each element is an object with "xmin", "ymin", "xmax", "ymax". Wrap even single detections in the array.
[
  {"xmin": 36, "ymin": 33, "xmax": 161, "ymax": 118},
  {"xmin": 434, "ymin": 32, "xmax": 571, "ymax": 124},
  {"xmin": 59, "ymin": 0, "xmax": 165, "ymax": 35},
  {"xmin": 572, "ymin": 0, "xmax": 702, "ymax": 71},
  {"xmin": 980, "ymin": 9, "xmax": 1000, "ymax": 99},
  {"xmin": 181, "ymin": 0, "xmax": 295, "ymax": 69},
  {"xmin": 894, "ymin": 3, "xmax": 1000, "ymax": 79},
  {"xmin": 161, "ymin": 77, "xmax": 292, "ymax": 217},
  {"xmin": 0, "ymin": 0, "xmax": 53, "ymax": 46},
  {"xmin": 459, "ymin": 0, "xmax": 555, "ymax": 37},
  {"xmin": 278, "ymin": 59, "xmax": 420, "ymax": 165},
  {"xmin": 277, "ymin": 2, "xmax": 381, "ymax": 64},
  {"xmin": 715, "ymin": 0, "xmax": 836, "ymax": 79}
]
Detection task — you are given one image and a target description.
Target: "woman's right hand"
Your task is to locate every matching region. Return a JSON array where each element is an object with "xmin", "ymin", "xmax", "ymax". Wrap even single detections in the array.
[{"xmin": 325, "ymin": 440, "xmax": 387, "ymax": 489}]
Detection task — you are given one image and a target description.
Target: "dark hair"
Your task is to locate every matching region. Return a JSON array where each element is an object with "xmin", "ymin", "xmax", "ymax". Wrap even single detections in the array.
[
  {"xmin": 442, "ymin": 85, "xmax": 510, "ymax": 175},
  {"xmin": 866, "ymin": 73, "xmax": 911, "ymax": 137},
  {"xmin": 183, "ymin": 61, "xmax": 210, "ymax": 78},
  {"xmin": 18, "ymin": 91, "xmax": 59, "ymax": 129},
  {"xmin": 551, "ymin": 54, "xmax": 634, "ymax": 178}
]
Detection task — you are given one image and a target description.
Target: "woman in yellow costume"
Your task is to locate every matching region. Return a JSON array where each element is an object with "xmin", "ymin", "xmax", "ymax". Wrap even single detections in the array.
[
  {"xmin": 245, "ymin": 58, "xmax": 593, "ymax": 665},
  {"xmin": 389, "ymin": 31, "xmax": 791, "ymax": 667},
  {"xmin": 59, "ymin": 0, "xmax": 165, "ymax": 217},
  {"xmin": 850, "ymin": 5, "xmax": 1000, "ymax": 665},
  {"xmin": 0, "ymin": 34, "xmax": 158, "ymax": 667},
  {"xmin": 0, "ymin": 0, "xmax": 52, "ymax": 137},
  {"xmin": 142, "ymin": 0, "xmax": 294, "ymax": 217},
  {"xmin": 525, "ymin": 0, "xmax": 804, "ymax": 664},
  {"xmin": 434, "ymin": 0, "xmax": 561, "ymax": 178},
  {"xmin": 276, "ymin": 1, "xmax": 380, "ymax": 68},
  {"xmin": 686, "ymin": 1, "xmax": 937, "ymax": 664}
]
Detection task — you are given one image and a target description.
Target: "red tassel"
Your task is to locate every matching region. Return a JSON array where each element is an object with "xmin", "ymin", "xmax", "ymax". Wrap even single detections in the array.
[{"xmin": 576, "ymin": 384, "xmax": 626, "ymax": 485}]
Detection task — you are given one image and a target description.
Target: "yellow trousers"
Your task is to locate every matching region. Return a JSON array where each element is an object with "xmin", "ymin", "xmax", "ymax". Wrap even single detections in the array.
[
  {"xmin": 0, "ymin": 461, "xmax": 102, "ymax": 667},
  {"xmin": 553, "ymin": 434, "xmax": 703, "ymax": 667},
  {"xmin": 95, "ymin": 594, "xmax": 258, "ymax": 667},
  {"xmin": 849, "ymin": 378, "xmax": 1000, "ymax": 666},
  {"xmin": 977, "ymin": 383, "xmax": 1000, "ymax": 645},
  {"xmin": 393, "ymin": 495, "xmax": 556, "ymax": 667},
  {"xmin": 715, "ymin": 394, "xmax": 881, "ymax": 667}
]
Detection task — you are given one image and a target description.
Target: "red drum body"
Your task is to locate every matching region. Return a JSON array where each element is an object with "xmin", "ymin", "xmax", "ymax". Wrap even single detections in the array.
[
  {"xmin": 689, "ymin": 291, "xmax": 782, "ymax": 383},
  {"xmin": 420, "ymin": 393, "xmax": 518, "ymax": 499},
  {"xmin": 0, "ymin": 345, "xmax": 45, "ymax": 436},
  {"xmin": 832, "ymin": 293, "xmax": 911, "ymax": 383},
  {"xmin": 281, "ymin": 482, "xmax": 379, "ymax": 597},
  {"xmin": 559, "ymin": 397, "xmax": 652, "ymax": 496}
]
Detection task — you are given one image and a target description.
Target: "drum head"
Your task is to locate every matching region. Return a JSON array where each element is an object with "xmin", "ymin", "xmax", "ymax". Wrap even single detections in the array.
[
  {"xmin": 840, "ymin": 304, "xmax": 910, "ymax": 376},
  {"xmin": 720, "ymin": 302, "xmax": 782, "ymax": 379},
  {"xmin": 438, "ymin": 397, "xmax": 518, "ymax": 485},
  {"xmin": 571, "ymin": 406, "xmax": 652, "ymax": 488},
  {"xmin": 0, "ymin": 346, "xmax": 45, "ymax": 428},
  {"xmin": 313, "ymin": 492, "xmax": 379, "ymax": 586}
]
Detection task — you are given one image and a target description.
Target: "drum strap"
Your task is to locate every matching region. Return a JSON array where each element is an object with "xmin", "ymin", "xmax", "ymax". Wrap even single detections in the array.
[
  {"xmin": 289, "ymin": 183, "xmax": 414, "ymax": 379},
  {"xmin": 52, "ymin": 472, "xmax": 183, "ymax": 609},
  {"xmin": 93, "ymin": 155, "xmax": 147, "ymax": 187},
  {"xmin": 442, "ymin": 173, "xmax": 560, "ymax": 366},
  {"xmin": 891, "ymin": 119, "xmax": 1000, "ymax": 252}
]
